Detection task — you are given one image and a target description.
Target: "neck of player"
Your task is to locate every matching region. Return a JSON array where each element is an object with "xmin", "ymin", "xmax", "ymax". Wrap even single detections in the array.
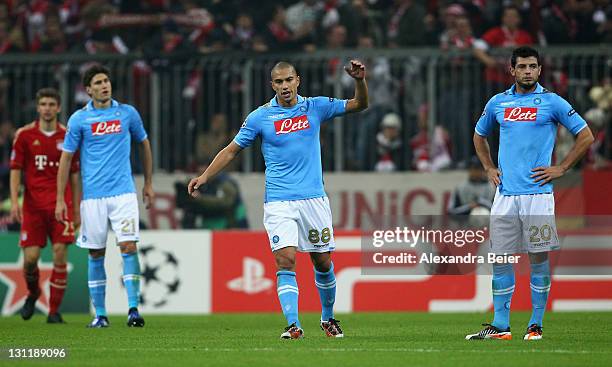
[
  {"xmin": 39, "ymin": 118, "xmax": 57, "ymax": 132},
  {"xmin": 515, "ymin": 82, "xmax": 537, "ymax": 94},
  {"xmin": 93, "ymin": 98, "xmax": 112, "ymax": 109}
]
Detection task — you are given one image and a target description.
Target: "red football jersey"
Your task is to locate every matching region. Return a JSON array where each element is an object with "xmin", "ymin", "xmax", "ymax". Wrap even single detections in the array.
[{"xmin": 10, "ymin": 121, "xmax": 79, "ymax": 211}]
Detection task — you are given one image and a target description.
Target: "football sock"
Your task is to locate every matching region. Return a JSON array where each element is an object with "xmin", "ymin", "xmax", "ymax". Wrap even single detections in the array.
[
  {"xmin": 23, "ymin": 265, "xmax": 40, "ymax": 298},
  {"xmin": 529, "ymin": 260, "xmax": 551, "ymax": 327},
  {"xmin": 491, "ymin": 263, "xmax": 515, "ymax": 330},
  {"xmin": 121, "ymin": 252, "xmax": 141, "ymax": 309},
  {"xmin": 276, "ymin": 270, "xmax": 300, "ymax": 328},
  {"xmin": 49, "ymin": 264, "xmax": 67, "ymax": 315},
  {"xmin": 314, "ymin": 262, "xmax": 336, "ymax": 321},
  {"xmin": 88, "ymin": 256, "xmax": 107, "ymax": 317}
]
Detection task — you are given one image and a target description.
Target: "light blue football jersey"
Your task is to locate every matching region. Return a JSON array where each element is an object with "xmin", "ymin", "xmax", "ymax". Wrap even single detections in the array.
[
  {"xmin": 63, "ymin": 99, "xmax": 148, "ymax": 200},
  {"xmin": 475, "ymin": 83, "xmax": 587, "ymax": 195},
  {"xmin": 234, "ymin": 95, "xmax": 347, "ymax": 202}
]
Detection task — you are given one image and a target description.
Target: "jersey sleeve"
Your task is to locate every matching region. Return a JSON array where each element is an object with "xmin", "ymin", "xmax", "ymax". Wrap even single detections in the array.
[
  {"xmin": 127, "ymin": 105, "xmax": 148, "ymax": 142},
  {"xmin": 552, "ymin": 94, "xmax": 587, "ymax": 135},
  {"xmin": 9, "ymin": 132, "xmax": 25, "ymax": 169},
  {"xmin": 233, "ymin": 110, "xmax": 260, "ymax": 149},
  {"xmin": 313, "ymin": 96, "xmax": 347, "ymax": 122},
  {"xmin": 63, "ymin": 113, "xmax": 82, "ymax": 153},
  {"xmin": 475, "ymin": 96, "xmax": 497, "ymax": 136}
]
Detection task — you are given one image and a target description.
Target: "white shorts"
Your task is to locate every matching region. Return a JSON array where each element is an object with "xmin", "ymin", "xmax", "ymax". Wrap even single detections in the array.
[
  {"xmin": 263, "ymin": 197, "xmax": 335, "ymax": 253},
  {"xmin": 489, "ymin": 189, "xmax": 559, "ymax": 254},
  {"xmin": 77, "ymin": 193, "xmax": 140, "ymax": 250}
]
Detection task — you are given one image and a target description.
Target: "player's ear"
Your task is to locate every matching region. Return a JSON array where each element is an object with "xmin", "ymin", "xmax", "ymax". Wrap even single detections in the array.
[
  {"xmin": 85, "ymin": 85, "xmax": 91, "ymax": 96},
  {"xmin": 509, "ymin": 66, "xmax": 516, "ymax": 77},
  {"xmin": 296, "ymin": 75, "xmax": 300, "ymax": 87}
]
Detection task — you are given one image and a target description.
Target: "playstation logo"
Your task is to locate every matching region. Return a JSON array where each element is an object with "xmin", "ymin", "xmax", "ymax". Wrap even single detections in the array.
[{"xmin": 226, "ymin": 257, "xmax": 273, "ymax": 294}]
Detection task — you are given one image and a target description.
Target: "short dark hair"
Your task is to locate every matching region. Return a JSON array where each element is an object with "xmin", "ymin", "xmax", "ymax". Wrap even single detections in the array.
[
  {"xmin": 36, "ymin": 88, "xmax": 61, "ymax": 104},
  {"xmin": 511, "ymin": 46, "xmax": 540, "ymax": 68},
  {"xmin": 82, "ymin": 64, "xmax": 111, "ymax": 87},
  {"xmin": 270, "ymin": 61, "xmax": 298, "ymax": 79}
]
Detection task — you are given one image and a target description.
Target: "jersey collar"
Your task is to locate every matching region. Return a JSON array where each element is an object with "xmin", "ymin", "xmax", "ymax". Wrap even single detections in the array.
[
  {"xmin": 507, "ymin": 82, "xmax": 544, "ymax": 95},
  {"xmin": 270, "ymin": 95, "xmax": 305, "ymax": 108},
  {"xmin": 85, "ymin": 99, "xmax": 119, "ymax": 111}
]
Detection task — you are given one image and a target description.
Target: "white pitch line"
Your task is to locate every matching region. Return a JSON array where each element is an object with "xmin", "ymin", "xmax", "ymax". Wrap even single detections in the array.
[{"xmin": 65, "ymin": 347, "xmax": 611, "ymax": 354}]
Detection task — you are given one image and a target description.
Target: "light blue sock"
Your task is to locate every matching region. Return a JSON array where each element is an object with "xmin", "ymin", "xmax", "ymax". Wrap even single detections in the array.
[
  {"xmin": 491, "ymin": 263, "xmax": 515, "ymax": 330},
  {"xmin": 315, "ymin": 262, "xmax": 336, "ymax": 321},
  {"xmin": 122, "ymin": 252, "xmax": 141, "ymax": 309},
  {"xmin": 529, "ymin": 260, "xmax": 551, "ymax": 327},
  {"xmin": 88, "ymin": 256, "xmax": 107, "ymax": 317},
  {"xmin": 277, "ymin": 271, "xmax": 300, "ymax": 327}
]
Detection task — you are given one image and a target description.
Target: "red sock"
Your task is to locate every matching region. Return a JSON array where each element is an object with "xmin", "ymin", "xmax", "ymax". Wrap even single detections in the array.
[
  {"xmin": 49, "ymin": 264, "xmax": 67, "ymax": 315},
  {"xmin": 24, "ymin": 266, "xmax": 40, "ymax": 298}
]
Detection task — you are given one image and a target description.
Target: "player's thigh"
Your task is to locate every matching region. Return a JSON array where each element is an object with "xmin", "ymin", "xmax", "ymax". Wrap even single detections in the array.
[
  {"xmin": 520, "ymin": 194, "xmax": 559, "ymax": 253},
  {"xmin": 107, "ymin": 193, "xmax": 140, "ymax": 244},
  {"xmin": 296, "ymin": 197, "xmax": 335, "ymax": 253},
  {"xmin": 263, "ymin": 201, "xmax": 299, "ymax": 252},
  {"xmin": 78, "ymin": 198, "xmax": 110, "ymax": 249},
  {"xmin": 19, "ymin": 209, "xmax": 48, "ymax": 248},
  {"xmin": 490, "ymin": 192, "xmax": 523, "ymax": 254}
]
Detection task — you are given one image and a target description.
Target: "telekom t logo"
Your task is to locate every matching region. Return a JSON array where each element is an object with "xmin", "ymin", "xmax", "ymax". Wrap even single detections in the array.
[{"xmin": 34, "ymin": 155, "xmax": 47, "ymax": 170}]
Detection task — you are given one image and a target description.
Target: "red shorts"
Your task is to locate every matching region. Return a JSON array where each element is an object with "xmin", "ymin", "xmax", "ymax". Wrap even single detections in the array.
[{"xmin": 20, "ymin": 208, "xmax": 75, "ymax": 248}]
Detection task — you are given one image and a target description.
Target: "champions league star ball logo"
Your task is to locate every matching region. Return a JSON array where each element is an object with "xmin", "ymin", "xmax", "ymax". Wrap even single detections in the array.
[{"xmin": 135, "ymin": 245, "xmax": 181, "ymax": 308}]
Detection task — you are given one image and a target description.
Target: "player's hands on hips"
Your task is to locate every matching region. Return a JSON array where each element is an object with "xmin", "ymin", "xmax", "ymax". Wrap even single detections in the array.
[
  {"xmin": 531, "ymin": 165, "xmax": 565, "ymax": 186},
  {"xmin": 143, "ymin": 184, "xmax": 155, "ymax": 209},
  {"xmin": 9, "ymin": 202, "xmax": 22, "ymax": 223},
  {"xmin": 344, "ymin": 60, "xmax": 366, "ymax": 80},
  {"xmin": 188, "ymin": 175, "xmax": 207, "ymax": 198},
  {"xmin": 55, "ymin": 201, "xmax": 68, "ymax": 222},
  {"xmin": 486, "ymin": 167, "xmax": 501, "ymax": 186}
]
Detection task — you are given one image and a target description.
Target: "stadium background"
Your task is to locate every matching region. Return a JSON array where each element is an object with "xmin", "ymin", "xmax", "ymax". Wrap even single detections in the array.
[{"xmin": 0, "ymin": 0, "xmax": 611, "ymax": 322}]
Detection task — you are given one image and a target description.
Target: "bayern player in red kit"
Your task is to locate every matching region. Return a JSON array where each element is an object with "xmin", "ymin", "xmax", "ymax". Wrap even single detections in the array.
[{"xmin": 10, "ymin": 88, "xmax": 81, "ymax": 324}]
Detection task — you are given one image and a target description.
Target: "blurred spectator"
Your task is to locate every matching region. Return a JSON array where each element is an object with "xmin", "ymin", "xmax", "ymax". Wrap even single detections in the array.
[
  {"xmin": 584, "ymin": 108, "xmax": 610, "ymax": 169},
  {"xmin": 195, "ymin": 113, "xmax": 238, "ymax": 171},
  {"xmin": 447, "ymin": 157, "xmax": 495, "ymax": 216},
  {"xmin": 285, "ymin": 0, "xmax": 321, "ymax": 51},
  {"xmin": 174, "ymin": 160, "xmax": 248, "ymax": 229},
  {"xmin": 474, "ymin": 5, "xmax": 534, "ymax": 87},
  {"xmin": 440, "ymin": 13, "xmax": 476, "ymax": 51},
  {"xmin": 386, "ymin": 0, "xmax": 428, "ymax": 47},
  {"xmin": 36, "ymin": 16, "xmax": 69, "ymax": 53},
  {"xmin": 264, "ymin": 5, "xmax": 295, "ymax": 50},
  {"xmin": 0, "ymin": 120, "xmax": 15, "ymax": 173},
  {"xmin": 336, "ymin": 0, "xmax": 383, "ymax": 47},
  {"xmin": 410, "ymin": 104, "xmax": 452, "ymax": 172},
  {"xmin": 374, "ymin": 113, "xmax": 403, "ymax": 172},
  {"xmin": 232, "ymin": 13, "xmax": 255, "ymax": 50}
]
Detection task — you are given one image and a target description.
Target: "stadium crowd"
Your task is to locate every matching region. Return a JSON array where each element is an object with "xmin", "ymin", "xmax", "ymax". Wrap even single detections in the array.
[
  {"xmin": 0, "ymin": 0, "xmax": 610, "ymax": 55},
  {"xmin": 0, "ymin": 0, "xmax": 610, "ymax": 189}
]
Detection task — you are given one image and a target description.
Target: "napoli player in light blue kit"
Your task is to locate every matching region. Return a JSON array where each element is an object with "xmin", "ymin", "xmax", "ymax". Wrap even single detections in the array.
[
  {"xmin": 55, "ymin": 65, "xmax": 155, "ymax": 328},
  {"xmin": 188, "ymin": 60, "xmax": 368, "ymax": 339},
  {"xmin": 466, "ymin": 47, "xmax": 594, "ymax": 340}
]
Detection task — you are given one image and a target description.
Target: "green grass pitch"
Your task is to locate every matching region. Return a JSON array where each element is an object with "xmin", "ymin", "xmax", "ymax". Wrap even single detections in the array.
[{"xmin": 1, "ymin": 312, "xmax": 611, "ymax": 366}]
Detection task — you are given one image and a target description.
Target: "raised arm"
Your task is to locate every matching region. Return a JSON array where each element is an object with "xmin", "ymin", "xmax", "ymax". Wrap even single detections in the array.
[
  {"xmin": 188, "ymin": 141, "xmax": 243, "ymax": 196},
  {"xmin": 344, "ymin": 60, "xmax": 369, "ymax": 113}
]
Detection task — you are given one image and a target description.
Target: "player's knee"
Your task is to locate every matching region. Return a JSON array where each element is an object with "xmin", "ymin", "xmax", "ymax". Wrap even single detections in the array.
[
  {"xmin": 529, "ymin": 252, "xmax": 548, "ymax": 264},
  {"xmin": 275, "ymin": 254, "xmax": 296, "ymax": 271},
  {"xmin": 89, "ymin": 248, "xmax": 106, "ymax": 258},
  {"xmin": 119, "ymin": 241, "xmax": 137, "ymax": 254},
  {"xmin": 23, "ymin": 258, "xmax": 38, "ymax": 271},
  {"xmin": 52, "ymin": 244, "xmax": 67, "ymax": 264}
]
